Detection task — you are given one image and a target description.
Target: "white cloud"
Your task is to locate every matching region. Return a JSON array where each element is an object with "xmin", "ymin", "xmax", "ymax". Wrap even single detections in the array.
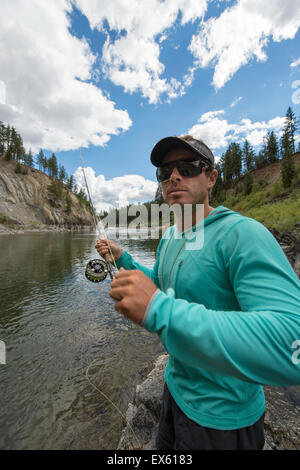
[
  {"xmin": 0, "ymin": 81, "xmax": 6, "ymax": 105},
  {"xmin": 199, "ymin": 110, "xmax": 225, "ymax": 122},
  {"xmin": 189, "ymin": 0, "xmax": 300, "ymax": 89},
  {"xmin": 0, "ymin": 0, "xmax": 132, "ymax": 153},
  {"xmin": 73, "ymin": 166, "xmax": 157, "ymax": 211},
  {"xmin": 74, "ymin": 0, "xmax": 207, "ymax": 104},
  {"xmin": 230, "ymin": 96, "xmax": 242, "ymax": 108},
  {"xmin": 290, "ymin": 57, "xmax": 300, "ymax": 68},
  {"xmin": 188, "ymin": 111, "xmax": 285, "ymax": 150}
]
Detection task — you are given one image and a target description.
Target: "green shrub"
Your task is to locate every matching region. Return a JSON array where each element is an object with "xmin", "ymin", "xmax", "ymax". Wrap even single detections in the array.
[
  {"xmin": 251, "ymin": 182, "xmax": 260, "ymax": 193},
  {"xmin": 0, "ymin": 214, "xmax": 16, "ymax": 228},
  {"xmin": 243, "ymin": 173, "xmax": 253, "ymax": 196},
  {"xmin": 224, "ymin": 194, "xmax": 238, "ymax": 208},
  {"xmin": 271, "ymin": 180, "xmax": 285, "ymax": 198},
  {"xmin": 65, "ymin": 193, "xmax": 72, "ymax": 214},
  {"xmin": 245, "ymin": 197, "xmax": 300, "ymax": 231},
  {"xmin": 48, "ymin": 180, "xmax": 63, "ymax": 199},
  {"xmin": 258, "ymin": 179, "xmax": 268, "ymax": 188},
  {"xmin": 14, "ymin": 162, "xmax": 22, "ymax": 174}
]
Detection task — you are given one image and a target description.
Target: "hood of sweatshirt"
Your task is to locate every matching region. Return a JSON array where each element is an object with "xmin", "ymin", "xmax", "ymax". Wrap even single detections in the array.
[{"xmin": 171, "ymin": 205, "xmax": 241, "ymax": 240}]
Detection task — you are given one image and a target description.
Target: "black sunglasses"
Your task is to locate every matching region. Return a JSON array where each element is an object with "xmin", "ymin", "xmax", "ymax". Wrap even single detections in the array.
[{"xmin": 156, "ymin": 158, "xmax": 211, "ymax": 183}]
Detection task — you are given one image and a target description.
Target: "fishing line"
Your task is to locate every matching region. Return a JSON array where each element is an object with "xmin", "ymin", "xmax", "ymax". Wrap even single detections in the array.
[{"xmin": 80, "ymin": 151, "xmax": 142, "ymax": 450}]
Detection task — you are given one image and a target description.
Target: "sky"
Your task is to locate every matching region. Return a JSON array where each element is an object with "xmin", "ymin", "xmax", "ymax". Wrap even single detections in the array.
[{"xmin": 1, "ymin": 0, "xmax": 300, "ymax": 211}]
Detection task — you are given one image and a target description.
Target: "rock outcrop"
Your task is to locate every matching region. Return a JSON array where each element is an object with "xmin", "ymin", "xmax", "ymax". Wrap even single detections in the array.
[
  {"xmin": 269, "ymin": 227, "xmax": 300, "ymax": 277},
  {"xmin": 118, "ymin": 354, "xmax": 168, "ymax": 450},
  {"xmin": 0, "ymin": 158, "xmax": 94, "ymax": 230}
]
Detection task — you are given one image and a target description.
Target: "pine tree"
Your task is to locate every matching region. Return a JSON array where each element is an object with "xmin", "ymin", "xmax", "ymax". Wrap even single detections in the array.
[
  {"xmin": 10, "ymin": 127, "xmax": 25, "ymax": 161},
  {"xmin": 266, "ymin": 131, "xmax": 279, "ymax": 163},
  {"xmin": 5, "ymin": 146, "xmax": 13, "ymax": 161},
  {"xmin": 41, "ymin": 155, "xmax": 48, "ymax": 173},
  {"xmin": 58, "ymin": 164, "xmax": 67, "ymax": 181},
  {"xmin": 14, "ymin": 162, "xmax": 22, "ymax": 174},
  {"xmin": 242, "ymin": 139, "xmax": 255, "ymax": 172},
  {"xmin": 65, "ymin": 193, "xmax": 72, "ymax": 214},
  {"xmin": 66, "ymin": 175, "xmax": 74, "ymax": 192},
  {"xmin": 243, "ymin": 173, "xmax": 253, "ymax": 195},
  {"xmin": 281, "ymin": 148, "xmax": 295, "ymax": 188},
  {"xmin": 211, "ymin": 162, "xmax": 224, "ymax": 202},
  {"xmin": 48, "ymin": 153, "xmax": 58, "ymax": 178},
  {"xmin": 222, "ymin": 146, "xmax": 234, "ymax": 185},
  {"xmin": 36, "ymin": 149, "xmax": 45, "ymax": 170},
  {"xmin": 154, "ymin": 184, "xmax": 164, "ymax": 204},
  {"xmin": 222, "ymin": 143, "xmax": 242, "ymax": 182},
  {"xmin": 0, "ymin": 121, "xmax": 6, "ymax": 156},
  {"xmin": 24, "ymin": 149, "xmax": 34, "ymax": 168},
  {"xmin": 5, "ymin": 125, "xmax": 11, "ymax": 151},
  {"xmin": 281, "ymin": 106, "xmax": 297, "ymax": 157}
]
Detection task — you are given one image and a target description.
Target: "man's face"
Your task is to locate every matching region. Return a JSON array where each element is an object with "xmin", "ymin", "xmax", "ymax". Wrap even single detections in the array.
[{"xmin": 160, "ymin": 147, "xmax": 216, "ymax": 207}]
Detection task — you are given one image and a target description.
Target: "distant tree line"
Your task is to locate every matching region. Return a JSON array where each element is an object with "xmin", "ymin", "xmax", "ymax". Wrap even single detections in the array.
[
  {"xmin": 0, "ymin": 122, "xmax": 33, "ymax": 169},
  {"xmin": 1, "ymin": 105, "xmax": 299, "ymax": 218},
  {"xmin": 212, "ymin": 106, "xmax": 300, "ymax": 202}
]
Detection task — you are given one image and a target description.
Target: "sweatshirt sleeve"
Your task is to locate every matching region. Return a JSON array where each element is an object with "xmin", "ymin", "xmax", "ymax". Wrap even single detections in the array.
[
  {"xmin": 116, "ymin": 246, "xmax": 162, "ymax": 289},
  {"xmin": 144, "ymin": 219, "xmax": 300, "ymax": 386}
]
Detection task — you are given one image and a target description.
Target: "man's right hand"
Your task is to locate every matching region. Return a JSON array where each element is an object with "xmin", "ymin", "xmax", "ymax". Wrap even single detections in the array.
[{"xmin": 95, "ymin": 239, "xmax": 123, "ymax": 262}]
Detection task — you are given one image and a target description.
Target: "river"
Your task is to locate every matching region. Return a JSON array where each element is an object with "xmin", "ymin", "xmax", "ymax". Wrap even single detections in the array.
[{"xmin": 0, "ymin": 229, "xmax": 164, "ymax": 450}]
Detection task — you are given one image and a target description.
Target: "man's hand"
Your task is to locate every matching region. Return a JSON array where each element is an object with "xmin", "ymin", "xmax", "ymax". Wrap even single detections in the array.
[
  {"xmin": 95, "ymin": 239, "xmax": 123, "ymax": 261},
  {"xmin": 109, "ymin": 268, "xmax": 158, "ymax": 325}
]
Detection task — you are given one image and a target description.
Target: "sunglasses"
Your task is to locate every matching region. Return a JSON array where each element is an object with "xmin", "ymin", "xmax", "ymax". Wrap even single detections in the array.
[{"xmin": 156, "ymin": 158, "xmax": 211, "ymax": 183}]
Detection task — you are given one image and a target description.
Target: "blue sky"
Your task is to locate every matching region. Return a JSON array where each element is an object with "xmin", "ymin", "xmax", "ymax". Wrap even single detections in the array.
[{"xmin": 1, "ymin": 0, "xmax": 300, "ymax": 211}]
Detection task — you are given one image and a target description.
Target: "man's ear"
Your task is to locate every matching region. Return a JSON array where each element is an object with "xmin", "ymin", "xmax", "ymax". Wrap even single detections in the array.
[{"xmin": 208, "ymin": 169, "xmax": 218, "ymax": 188}]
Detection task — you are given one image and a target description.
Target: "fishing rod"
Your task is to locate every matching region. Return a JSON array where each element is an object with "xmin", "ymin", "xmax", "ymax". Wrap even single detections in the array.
[{"xmin": 80, "ymin": 150, "xmax": 117, "ymax": 283}]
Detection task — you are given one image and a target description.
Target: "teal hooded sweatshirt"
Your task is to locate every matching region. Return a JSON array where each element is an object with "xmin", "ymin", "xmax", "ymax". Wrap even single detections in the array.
[{"xmin": 116, "ymin": 206, "xmax": 300, "ymax": 430}]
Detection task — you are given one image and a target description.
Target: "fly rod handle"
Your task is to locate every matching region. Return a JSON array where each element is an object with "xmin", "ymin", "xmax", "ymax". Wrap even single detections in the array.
[{"xmin": 98, "ymin": 237, "xmax": 114, "ymax": 264}]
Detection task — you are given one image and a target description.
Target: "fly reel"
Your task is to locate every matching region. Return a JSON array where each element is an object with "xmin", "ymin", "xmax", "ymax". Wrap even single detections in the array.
[{"xmin": 85, "ymin": 259, "xmax": 108, "ymax": 283}]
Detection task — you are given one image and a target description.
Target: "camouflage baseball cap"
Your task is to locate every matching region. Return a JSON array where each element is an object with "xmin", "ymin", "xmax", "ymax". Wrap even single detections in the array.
[{"xmin": 151, "ymin": 136, "xmax": 215, "ymax": 167}]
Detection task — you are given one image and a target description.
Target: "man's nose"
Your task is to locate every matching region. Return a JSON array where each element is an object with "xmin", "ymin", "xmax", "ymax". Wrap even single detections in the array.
[{"xmin": 169, "ymin": 165, "xmax": 182, "ymax": 182}]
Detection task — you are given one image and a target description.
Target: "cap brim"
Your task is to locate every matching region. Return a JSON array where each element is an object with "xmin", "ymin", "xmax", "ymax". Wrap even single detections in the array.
[{"xmin": 150, "ymin": 136, "xmax": 212, "ymax": 167}]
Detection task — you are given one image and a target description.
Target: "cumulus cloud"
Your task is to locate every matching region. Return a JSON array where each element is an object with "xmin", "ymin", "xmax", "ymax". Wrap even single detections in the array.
[
  {"xmin": 189, "ymin": 0, "xmax": 300, "ymax": 89},
  {"xmin": 74, "ymin": 0, "xmax": 207, "ymax": 104},
  {"xmin": 0, "ymin": 0, "xmax": 131, "ymax": 153},
  {"xmin": 73, "ymin": 166, "xmax": 157, "ymax": 211},
  {"xmin": 188, "ymin": 111, "xmax": 285, "ymax": 150}
]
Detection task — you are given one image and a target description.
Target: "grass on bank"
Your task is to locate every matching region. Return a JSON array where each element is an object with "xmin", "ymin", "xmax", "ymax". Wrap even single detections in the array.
[
  {"xmin": 218, "ymin": 172, "xmax": 300, "ymax": 231},
  {"xmin": 0, "ymin": 214, "xmax": 18, "ymax": 229}
]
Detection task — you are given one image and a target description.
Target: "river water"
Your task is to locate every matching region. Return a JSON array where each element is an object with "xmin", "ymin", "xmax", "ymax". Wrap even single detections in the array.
[{"xmin": 0, "ymin": 229, "xmax": 164, "ymax": 450}]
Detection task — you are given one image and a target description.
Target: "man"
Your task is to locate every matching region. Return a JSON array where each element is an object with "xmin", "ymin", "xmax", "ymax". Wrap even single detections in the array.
[{"xmin": 96, "ymin": 135, "xmax": 300, "ymax": 450}]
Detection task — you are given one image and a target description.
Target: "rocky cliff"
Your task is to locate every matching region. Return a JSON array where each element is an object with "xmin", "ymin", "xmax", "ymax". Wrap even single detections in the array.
[{"xmin": 0, "ymin": 158, "xmax": 94, "ymax": 230}]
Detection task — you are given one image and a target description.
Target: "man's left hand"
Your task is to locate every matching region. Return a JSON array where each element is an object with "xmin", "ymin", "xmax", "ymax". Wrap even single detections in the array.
[{"xmin": 109, "ymin": 268, "xmax": 157, "ymax": 325}]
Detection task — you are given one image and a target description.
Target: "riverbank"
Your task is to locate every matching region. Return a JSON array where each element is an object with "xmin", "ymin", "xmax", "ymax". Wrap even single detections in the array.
[{"xmin": 0, "ymin": 223, "xmax": 94, "ymax": 235}]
